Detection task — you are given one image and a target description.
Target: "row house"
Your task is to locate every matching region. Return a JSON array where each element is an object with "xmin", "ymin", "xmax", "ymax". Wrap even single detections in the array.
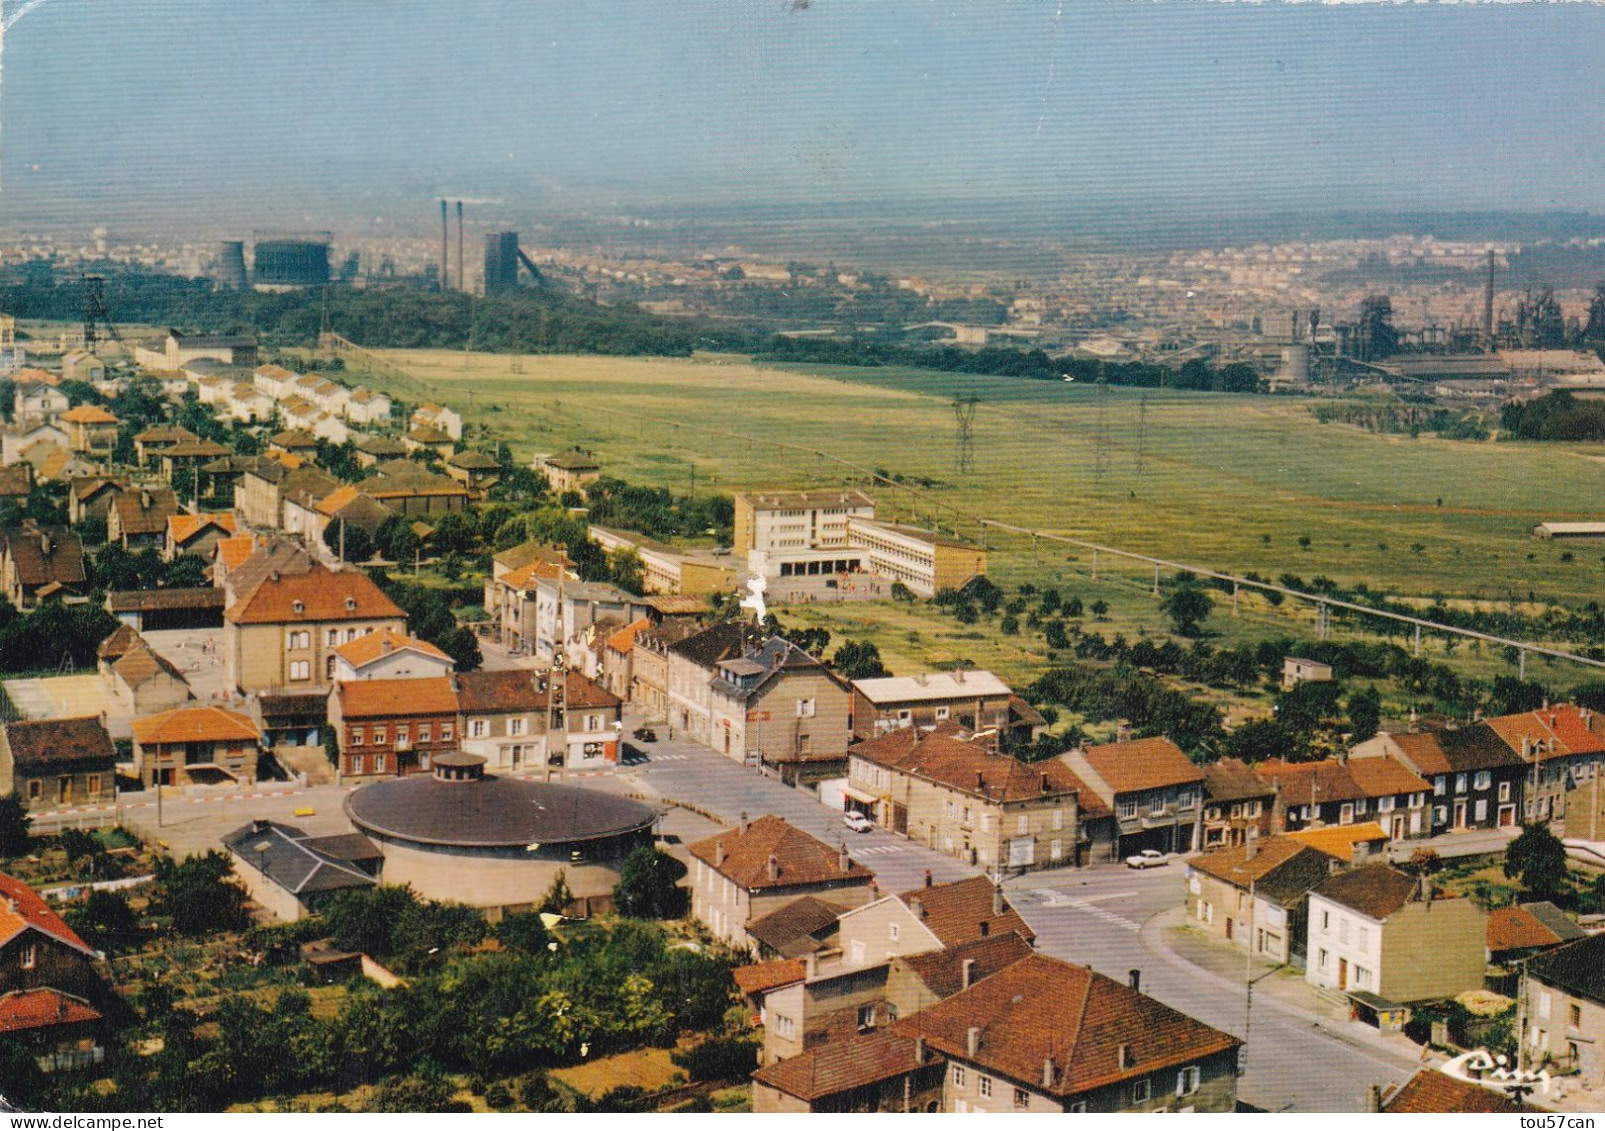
[
  {"xmin": 587, "ymin": 524, "xmax": 736, "ymax": 597},
  {"xmin": 1062, "ymin": 737, "xmax": 1204, "ymax": 860},
  {"xmin": 165, "ymin": 511, "xmax": 238, "ymax": 561},
  {"xmin": 223, "ymin": 563, "xmax": 407, "ymax": 694},
  {"xmin": 631, "ymin": 618, "xmax": 703, "ymax": 720},
  {"xmin": 130, "ymin": 705, "xmax": 262, "ymax": 788},
  {"xmin": 160, "ymin": 440, "xmax": 233, "ymax": 488},
  {"xmin": 411, "ymin": 402, "xmax": 463, "ymax": 441},
  {"xmin": 0, "ymin": 716, "xmax": 117, "ymax": 813},
  {"xmin": 487, "ymin": 558, "xmax": 569, "ymax": 653},
  {"xmin": 1199, "ymin": 758, "xmax": 1277, "ymax": 849},
  {"xmin": 848, "ymin": 727, "xmax": 1106, "ymax": 872},
  {"xmin": 1484, "ymin": 704, "xmax": 1605, "ymax": 822},
  {"xmin": 531, "ymin": 577, "xmax": 654, "ymax": 669},
  {"xmin": 667, "ymin": 621, "xmax": 768, "ymax": 744},
  {"xmin": 330, "ymin": 676, "xmax": 460, "ymax": 778},
  {"xmin": 1524, "ymin": 932, "xmax": 1605, "ymax": 1086},
  {"xmin": 344, "ymin": 387, "xmax": 393, "ymax": 426},
  {"xmin": 1356, "ymin": 722, "xmax": 1527, "ymax": 833},
  {"xmin": 1185, "ymin": 836, "xmax": 1336, "ymax": 965},
  {"xmin": 108, "ymin": 488, "xmax": 179, "ymax": 553},
  {"xmin": 710, "ymin": 636, "xmax": 854, "ymax": 784},
  {"xmin": 1256, "ymin": 755, "xmax": 1431, "ymax": 841},
  {"xmin": 687, "ymin": 815, "xmax": 877, "ymax": 950}
]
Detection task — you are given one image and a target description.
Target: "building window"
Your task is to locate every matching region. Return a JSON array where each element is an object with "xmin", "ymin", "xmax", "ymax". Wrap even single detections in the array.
[
  {"xmin": 1499, "ymin": 780, "xmax": 1512, "ymax": 802},
  {"xmin": 1570, "ymin": 1003, "xmax": 1582, "ymax": 1028},
  {"xmin": 441, "ymin": 723, "xmax": 453, "ymax": 741},
  {"xmin": 978, "ymin": 1076, "xmax": 993, "ymax": 1099},
  {"xmin": 1120, "ymin": 799, "xmax": 1138, "ymax": 819},
  {"xmin": 1455, "ymin": 773, "xmax": 1468, "ymax": 793},
  {"xmin": 88, "ymin": 774, "xmax": 101, "ymax": 795},
  {"xmin": 1434, "ymin": 776, "xmax": 1446, "ymax": 796},
  {"xmin": 286, "ymin": 630, "xmax": 310, "ymax": 650},
  {"xmin": 1474, "ymin": 771, "xmax": 1491, "ymax": 791},
  {"xmin": 1069, "ymin": 1102, "xmax": 1087, "ymax": 1114},
  {"xmin": 471, "ymin": 719, "xmax": 488, "ymax": 738},
  {"xmin": 326, "ymin": 629, "xmax": 339, "ymax": 646},
  {"xmin": 1128, "ymin": 1077, "xmax": 1151, "ymax": 1105},
  {"xmin": 373, "ymin": 726, "xmax": 387, "ymax": 745},
  {"xmin": 374, "ymin": 754, "xmax": 386, "ymax": 773},
  {"xmin": 418, "ymin": 724, "xmax": 432, "ymax": 743},
  {"xmin": 1017, "ymin": 814, "xmax": 1029, "ymax": 835},
  {"xmin": 1150, "ymin": 796, "xmax": 1166, "ymax": 816},
  {"xmin": 288, "ymin": 660, "xmax": 311, "ymax": 681},
  {"xmin": 585, "ymin": 714, "xmax": 603, "ymax": 732},
  {"xmin": 20, "ymin": 943, "xmax": 37, "ymax": 969},
  {"xmin": 952, "ymin": 1066, "xmax": 965, "ymax": 1088},
  {"xmin": 1177, "ymin": 1066, "xmax": 1201, "ymax": 1097},
  {"xmin": 1475, "ymin": 799, "xmax": 1488, "ymax": 822},
  {"xmin": 1052, "ymin": 808, "xmax": 1064, "ymax": 831},
  {"xmin": 796, "ymin": 698, "xmax": 816, "ymax": 718},
  {"xmin": 397, "ymin": 725, "xmax": 411, "ymax": 745},
  {"xmin": 1355, "ymin": 966, "xmax": 1373, "ymax": 991},
  {"xmin": 775, "ymin": 1015, "xmax": 795, "ymax": 1038},
  {"xmin": 27, "ymin": 780, "xmax": 40, "ymax": 802},
  {"xmin": 509, "ymin": 717, "xmax": 527, "ymax": 737},
  {"xmin": 857, "ymin": 1004, "xmax": 877, "ymax": 1032},
  {"xmin": 352, "ymin": 755, "xmax": 365, "ymax": 775},
  {"xmin": 1178, "ymin": 790, "xmax": 1195, "ymax": 810},
  {"xmin": 889, "ymin": 923, "xmax": 900, "ymax": 942},
  {"xmin": 1014, "ymin": 1087, "xmax": 1030, "ymax": 1109},
  {"xmin": 350, "ymin": 726, "xmax": 365, "ymax": 746},
  {"xmin": 1051, "ymin": 839, "xmax": 1063, "ymax": 861}
]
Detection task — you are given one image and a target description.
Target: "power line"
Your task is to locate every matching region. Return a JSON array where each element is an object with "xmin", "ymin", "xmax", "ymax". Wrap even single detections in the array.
[{"xmin": 953, "ymin": 395, "xmax": 979, "ymax": 476}]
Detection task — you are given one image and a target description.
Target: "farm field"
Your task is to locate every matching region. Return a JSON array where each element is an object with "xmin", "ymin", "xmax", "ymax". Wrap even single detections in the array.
[{"xmin": 344, "ymin": 347, "xmax": 1605, "ymax": 614}]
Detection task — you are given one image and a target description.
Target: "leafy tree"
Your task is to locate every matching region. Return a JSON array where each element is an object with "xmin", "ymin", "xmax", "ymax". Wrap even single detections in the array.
[
  {"xmin": 999, "ymin": 614, "xmax": 1020, "ymax": 636},
  {"xmin": 494, "ymin": 911, "xmax": 554, "ymax": 955},
  {"xmin": 1220, "ymin": 718, "xmax": 1297, "ymax": 764},
  {"xmin": 1044, "ymin": 620, "xmax": 1070, "ymax": 650},
  {"xmin": 0, "ymin": 793, "xmax": 30, "ymax": 857},
  {"xmin": 163, "ymin": 555, "xmax": 208, "ymax": 588},
  {"xmin": 613, "ymin": 846, "xmax": 688, "ymax": 920},
  {"xmin": 607, "ymin": 548, "xmax": 645, "ymax": 595},
  {"xmin": 374, "ymin": 514, "xmax": 419, "ymax": 564},
  {"xmin": 1089, "ymin": 599, "xmax": 1108, "ymax": 619},
  {"xmin": 150, "ymin": 851, "xmax": 250, "ymax": 937},
  {"xmin": 889, "ymin": 581, "xmax": 915, "ymax": 603},
  {"xmin": 671, "ymin": 1035, "xmax": 759, "ymax": 1083},
  {"xmin": 1160, "ymin": 584, "xmax": 1213, "ymax": 637},
  {"xmin": 1504, "ymin": 823, "xmax": 1569, "ymax": 902},
  {"xmin": 832, "ymin": 639, "xmax": 889, "ymax": 681},
  {"xmin": 540, "ymin": 871, "xmax": 576, "ymax": 916},
  {"xmin": 429, "ymin": 511, "xmax": 479, "ymax": 556},
  {"xmin": 324, "ymin": 519, "xmax": 376, "ymax": 565},
  {"xmin": 1347, "ymin": 686, "xmax": 1383, "ymax": 743},
  {"xmin": 361, "ymin": 1075, "xmax": 460, "ymax": 1113}
]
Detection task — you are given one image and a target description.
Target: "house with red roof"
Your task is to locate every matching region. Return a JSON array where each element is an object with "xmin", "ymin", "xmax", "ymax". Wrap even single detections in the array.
[
  {"xmin": 1062, "ymin": 736, "xmax": 1204, "ymax": 859},
  {"xmin": 130, "ymin": 705, "xmax": 262, "ymax": 788},
  {"xmin": 0, "ymin": 872, "xmax": 106, "ymax": 1072}
]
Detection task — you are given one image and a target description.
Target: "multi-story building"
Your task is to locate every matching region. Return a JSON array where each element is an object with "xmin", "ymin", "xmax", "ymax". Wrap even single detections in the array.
[
  {"xmin": 587, "ymin": 524, "xmax": 737, "ymax": 597},
  {"xmin": 686, "ymin": 815, "xmax": 877, "ymax": 950},
  {"xmin": 1185, "ymin": 836, "xmax": 1336, "ymax": 965},
  {"xmin": 58, "ymin": 405, "xmax": 119, "ymax": 457},
  {"xmin": 843, "ymin": 518, "xmax": 987, "ymax": 599},
  {"xmin": 1305, "ymin": 864, "xmax": 1487, "ymax": 1006},
  {"xmin": 531, "ymin": 578, "xmax": 654, "ymax": 667},
  {"xmin": 665, "ymin": 621, "xmax": 766, "ymax": 743},
  {"xmin": 1524, "ymin": 933, "xmax": 1605, "ymax": 1085},
  {"xmin": 1256, "ymin": 755, "xmax": 1431, "ymax": 841},
  {"xmin": 1063, "ymin": 737, "xmax": 1204, "ymax": 860},
  {"xmin": 329, "ymin": 631, "xmax": 453, "ymax": 683},
  {"xmin": 130, "ymin": 705, "xmax": 262, "ymax": 788},
  {"xmin": 732, "ymin": 489, "xmax": 876, "ymax": 581},
  {"xmin": 631, "ymin": 619, "xmax": 703, "ymax": 720},
  {"xmin": 330, "ymin": 675, "xmax": 460, "ymax": 778},
  {"xmin": 1483, "ymin": 704, "xmax": 1605, "ymax": 822},
  {"xmin": 235, "ymin": 460, "xmax": 339, "ymax": 532},
  {"xmin": 0, "ymin": 717, "xmax": 116, "ymax": 812},
  {"xmin": 1199, "ymin": 758, "xmax": 1276, "ymax": 849},
  {"xmin": 850, "ymin": 669, "xmax": 1031, "ymax": 744},
  {"xmin": 536, "ymin": 451, "xmax": 600, "ymax": 495},
  {"xmin": 165, "ymin": 512, "xmax": 238, "ymax": 561},
  {"xmin": 709, "ymin": 636, "xmax": 854, "ymax": 783},
  {"xmin": 0, "ymin": 523, "xmax": 85, "ymax": 609},
  {"xmin": 848, "ymin": 728, "xmax": 1104, "ymax": 872},
  {"xmin": 222, "ymin": 564, "xmax": 407, "ymax": 694},
  {"xmin": 1356, "ymin": 723, "xmax": 1526, "ymax": 834}
]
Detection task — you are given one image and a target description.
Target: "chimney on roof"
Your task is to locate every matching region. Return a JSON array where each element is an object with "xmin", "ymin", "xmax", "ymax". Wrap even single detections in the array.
[
  {"xmin": 924, "ymin": 869, "xmax": 933, "ymax": 888},
  {"xmin": 1128, "ymin": 969, "xmax": 1141, "ymax": 993},
  {"xmin": 1245, "ymin": 837, "xmax": 1258, "ymax": 861},
  {"xmin": 804, "ymin": 951, "xmax": 817, "ymax": 980},
  {"xmin": 381, "ymin": 637, "xmax": 393, "ymax": 655},
  {"xmin": 976, "ymin": 770, "xmax": 985, "ymax": 793},
  {"xmin": 961, "ymin": 958, "xmax": 977, "ymax": 989},
  {"xmin": 1118, "ymin": 1043, "xmax": 1135, "ymax": 1069},
  {"xmin": 1418, "ymin": 870, "xmax": 1432, "ymax": 904},
  {"xmin": 56, "ymin": 997, "xmax": 68, "ymax": 1022},
  {"xmin": 1040, "ymin": 771, "xmax": 1050, "ymax": 794},
  {"xmin": 766, "ymin": 853, "xmax": 780, "ymax": 882},
  {"xmin": 141, "ymin": 489, "xmax": 151, "ymax": 508},
  {"xmin": 714, "ymin": 840, "xmax": 726, "ymax": 868},
  {"xmin": 1522, "ymin": 736, "xmax": 1532, "ymax": 759},
  {"xmin": 1473, "ymin": 706, "xmax": 1484, "ymax": 722},
  {"xmin": 953, "ymin": 667, "xmax": 965, "ymax": 684},
  {"xmin": 914, "ymin": 1036, "xmax": 928, "ymax": 1064},
  {"xmin": 1366, "ymin": 1085, "xmax": 1383, "ymax": 1114},
  {"xmin": 1542, "ymin": 697, "xmax": 1550, "ymax": 711},
  {"xmin": 838, "ymin": 843, "xmax": 851, "ymax": 873},
  {"xmin": 966, "ymin": 1026, "xmax": 981, "ymax": 1057},
  {"xmin": 1042, "ymin": 1057, "xmax": 1056, "ymax": 1089},
  {"xmin": 993, "ymin": 883, "xmax": 1004, "ymax": 915},
  {"xmin": 740, "ymin": 811, "xmax": 749, "ymax": 835},
  {"xmin": 38, "ymin": 531, "xmax": 51, "ymax": 556}
]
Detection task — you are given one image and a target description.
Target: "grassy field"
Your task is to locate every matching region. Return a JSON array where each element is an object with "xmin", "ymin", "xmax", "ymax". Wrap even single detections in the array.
[{"xmin": 339, "ymin": 347, "xmax": 1605, "ymax": 610}]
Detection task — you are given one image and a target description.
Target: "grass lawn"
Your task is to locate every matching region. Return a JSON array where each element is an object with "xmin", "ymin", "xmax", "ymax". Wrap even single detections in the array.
[{"xmin": 550, "ymin": 1045, "xmax": 682, "ymax": 1098}]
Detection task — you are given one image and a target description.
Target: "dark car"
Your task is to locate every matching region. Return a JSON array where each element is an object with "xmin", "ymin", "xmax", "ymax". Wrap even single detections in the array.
[{"xmin": 632, "ymin": 727, "xmax": 658, "ymax": 743}]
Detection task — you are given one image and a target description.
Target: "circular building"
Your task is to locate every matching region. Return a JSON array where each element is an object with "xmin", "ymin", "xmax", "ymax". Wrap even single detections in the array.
[{"xmin": 344, "ymin": 754, "xmax": 657, "ymax": 915}]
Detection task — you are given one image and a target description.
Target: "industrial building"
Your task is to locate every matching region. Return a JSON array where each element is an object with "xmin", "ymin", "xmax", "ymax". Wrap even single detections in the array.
[
  {"xmin": 252, "ymin": 232, "xmax": 332, "ymax": 290},
  {"xmin": 483, "ymin": 231, "xmax": 521, "ymax": 295}
]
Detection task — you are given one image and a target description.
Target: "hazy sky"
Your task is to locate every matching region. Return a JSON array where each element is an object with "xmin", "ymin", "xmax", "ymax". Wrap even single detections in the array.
[{"xmin": 5, "ymin": 0, "xmax": 1605, "ymax": 230}]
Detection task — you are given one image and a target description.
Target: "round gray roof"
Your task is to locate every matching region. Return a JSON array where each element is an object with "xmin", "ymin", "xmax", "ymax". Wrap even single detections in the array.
[{"xmin": 344, "ymin": 774, "xmax": 657, "ymax": 849}]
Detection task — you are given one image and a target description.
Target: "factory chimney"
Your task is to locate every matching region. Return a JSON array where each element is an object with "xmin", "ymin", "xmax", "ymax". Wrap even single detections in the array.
[
  {"xmin": 456, "ymin": 201, "xmax": 465, "ymax": 294},
  {"xmin": 1484, "ymin": 249, "xmax": 1496, "ymax": 350},
  {"xmin": 440, "ymin": 200, "xmax": 450, "ymax": 291}
]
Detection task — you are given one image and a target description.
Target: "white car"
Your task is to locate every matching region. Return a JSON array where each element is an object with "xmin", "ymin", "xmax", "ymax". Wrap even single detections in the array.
[
  {"xmin": 1125, "ymin": 849, "xmax": 1169, "ymax": 869},
  {"xmin": 843, "ymin": 811, "xmax": 874, "ymax": 834}
]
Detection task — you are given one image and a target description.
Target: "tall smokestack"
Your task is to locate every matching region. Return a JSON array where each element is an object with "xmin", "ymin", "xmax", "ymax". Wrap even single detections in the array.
[
  {"xmin": 1484, "ymin": 249, "xmax": 1495, "ymax": 349},
  {"xmin": 440, "ymin": 200, "xmax": 450, "ymax": 291},
  {"xmin": 456, "ymin": 201, "xmax": 465, "ymax": 294}
]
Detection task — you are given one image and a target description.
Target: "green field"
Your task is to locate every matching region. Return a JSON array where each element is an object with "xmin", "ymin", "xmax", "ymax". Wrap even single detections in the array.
[{"xmin": 338, "ymin": 347, "xmax": 1605, "ymax": 611}]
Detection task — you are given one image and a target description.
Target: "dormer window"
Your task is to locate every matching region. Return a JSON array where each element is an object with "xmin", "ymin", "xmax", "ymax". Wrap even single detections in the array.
[
  {"xmin": 292, "ymin": 600, "xmax": 305, "ymax": 615},
  {"xmin": 346, "ymin": 597, "xmax": 358, "ymax": 612}
]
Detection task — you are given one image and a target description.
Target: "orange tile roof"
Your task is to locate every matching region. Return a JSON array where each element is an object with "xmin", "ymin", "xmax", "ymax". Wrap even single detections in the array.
[
  {"xmin": 852, "ymin": 728, "xmax": 1094, "ymax": 807},
  {"xmin": 314, "ymin": 484, "xmax": 363, "ymax": 518},
  {"xmin": 687, "ymin": 815, "xmax": 875, "ymax": 892},
  {"xmin": 501, "ymin": 558, "xmax": 567, "ymax": 590},
  {"xmin": 336, "ymin": 676, "xmax": 459, "ymax": 719},
  {"xmin": 1079, "ymin": 736, "xmax": 1203, "ymax": 794},
  {"xmin": 1381, "ymin": 1069, "xmax": 1546, "ymax": 1113},
  {"xmin": 333, "ymin": 630, "xmax": 450, "ymax": 668},
  {"xmin": 0, "ymin": 989, "xmax": 102, "ymax": 1034},
  {"xmin": 215, "ymin": 533, "xmax": 263, "ymax": 573},
  {"xmin": 1487, "ymin": 906, "xmax": 1566, "ymax": 953},
  {"xmin": 753, "ymin": 1029, "xmax": 933, "ymax": 1103},
  {"xmin": 1188, "ymin": 835, "xmax": 1320, "ymax": 885},
  {"xmin": 131, "ymin": 705, "xmax": 259, "ymax": 746},
  {"xmin": 168, "ymin": 511, "xmax": 238, "ymax": 545},
  {"xmin": 898, "ymin": 875, "xmax": 1035, "ymax": 947},
  {"xmin": 894, "ymin": 954, "xmax": 1239, "ymax": 1099},
  {"xmin": 733, "ymin": 958, "xmax": 807, "ymax": 998},
  {"xmin": 1544, "ymin": 705, "xmax": 1605, "ymax": 756},
  {"xmin": 226, "ymin": 564, "xmax": 405, "ymax": 625},
  {"xmin": 1284, "ymin": 822, "xmax": 1390, "ymax": 861},
  {"xmin": 606, "ymin": 616, "xmax": 652, "ymax": 655},
  {"xmin": 60, "ymin": 404, "xmax": 118, "ymax": 424},
  {"xmin": 0, "ymin": 872, "xmax": 95, "ymax": 956}
]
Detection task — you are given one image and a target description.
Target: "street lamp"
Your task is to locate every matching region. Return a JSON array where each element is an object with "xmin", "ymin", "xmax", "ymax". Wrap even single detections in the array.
[{"xmin": 253, "ymin": 840, "xmax": 270, "ymax": 876}]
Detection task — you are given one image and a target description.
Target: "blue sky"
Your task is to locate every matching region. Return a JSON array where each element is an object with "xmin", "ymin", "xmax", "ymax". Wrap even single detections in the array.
[{"xmin": 4, "ymin": 0, "xmax": 1605, "ymax": 229}]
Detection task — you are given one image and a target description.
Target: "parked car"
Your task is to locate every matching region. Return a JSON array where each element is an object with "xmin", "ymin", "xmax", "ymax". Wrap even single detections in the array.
[
  {"xmin": 1125, "ymin": 849, "xmax": 1169, "ymax": 869},
  {"xmin": 632, "ymin": 727, "xmax": 658, "ymax": 743},
  {"xmin": 843, "ymin": 811, "xmax": 874, "ymax": 834}
]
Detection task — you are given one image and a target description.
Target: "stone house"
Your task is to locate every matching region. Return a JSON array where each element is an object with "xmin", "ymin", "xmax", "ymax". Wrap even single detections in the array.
[
  {"xmin": 59, "ymin": 405, "xmax": 118, "ymax": 457},
  {"xmin": 96, "ymin": 625, "xmax": 192, "ymax": 716},
  {"xmin": 1256, "ymin": 755, "xmax": 1431, "ymax": 841},
  {"xmin": 0, "ymin": 523, "xmax": 85, "ymax": 608},
  {"xmin": 1358, "ymin": 724, "xmax": 1526, "ymax": 834},
  {"xmin": 1184, "ymin": 836, "xmax": 1336, "ymax": 965},
  {"xmin": 0, "ymin": 717, "xmax": 117, "ymax": 813},
  {"xmin": 849, "ymin": 669, "xmax": 1032, "ymax": 745},
  {"xmin": 1199, "ymin": 758, "xmax": 1276, "ymax": 850},
  {"xmin": 1062, "ymin": 737, "xmax": 1204, "ymax": 860},
  {"xmin": 1524, "ymin": 933, "xmax": 1605, "ymax": 1085},
  {"xmin": 709, "ymin": 636, "xmax": 854, "ymax": 783},
  {"xmin": 130, "ymin": 705, "xmax": 262, "ymax": 788},
  {"xmin": 329, "ymin": 675, "xmax": 460, "ymax": 779},
  {"xmin": 107, "ymin": 487, "xmax": 179, "ymax": 551}
]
